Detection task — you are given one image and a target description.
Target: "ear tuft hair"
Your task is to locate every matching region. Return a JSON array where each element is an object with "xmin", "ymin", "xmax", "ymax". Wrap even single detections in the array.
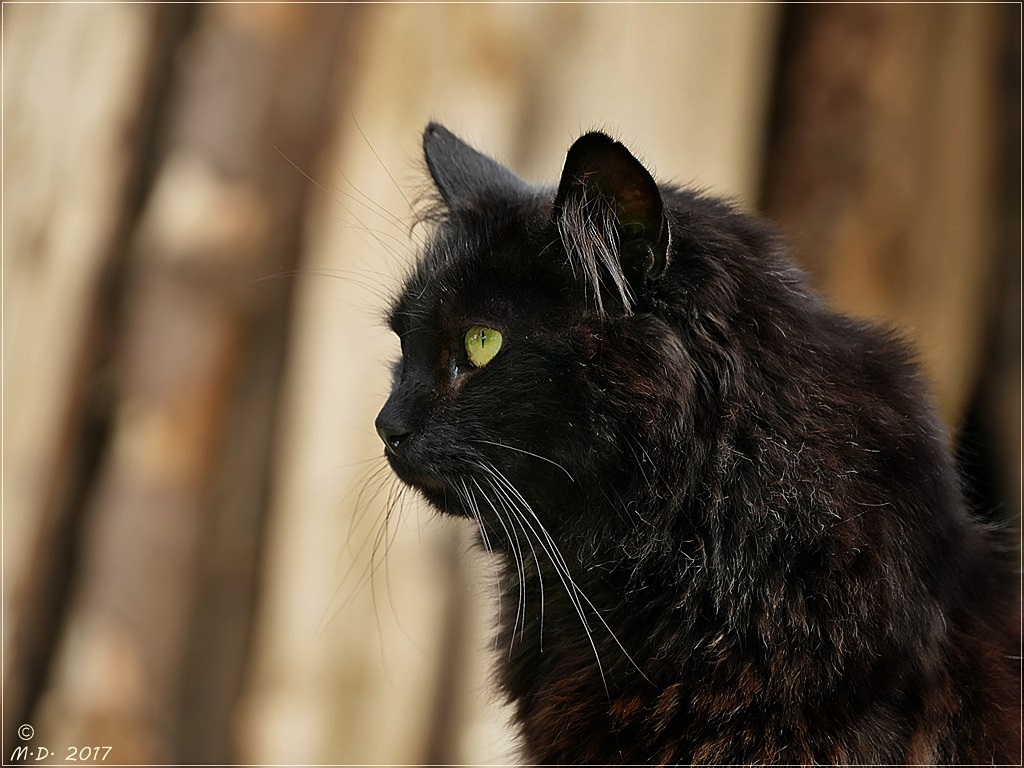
[{"xmin": 554, "ymin": 132, "xmax": 670, "ymax": 315}]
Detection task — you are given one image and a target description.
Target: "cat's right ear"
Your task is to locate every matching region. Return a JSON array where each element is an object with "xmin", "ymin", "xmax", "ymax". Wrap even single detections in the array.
[{"xmin": 423, "ymin": 123, "xmax": 528, "ymax": 212}]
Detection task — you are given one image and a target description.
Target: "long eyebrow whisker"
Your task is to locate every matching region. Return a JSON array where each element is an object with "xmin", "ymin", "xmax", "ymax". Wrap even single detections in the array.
[
  {"xmin": 350, "ymin": 113, "xmax": 426, "ymax": 235},
  {"xmin": 275, "ymin": 144, "xmax": 412, "ymax": 269}
]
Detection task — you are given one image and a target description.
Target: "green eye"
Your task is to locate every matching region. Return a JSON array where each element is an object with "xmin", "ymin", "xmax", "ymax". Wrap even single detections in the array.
[{"xmin": 465, "ymin": 326, "xmax": 503, "ymax": 368}]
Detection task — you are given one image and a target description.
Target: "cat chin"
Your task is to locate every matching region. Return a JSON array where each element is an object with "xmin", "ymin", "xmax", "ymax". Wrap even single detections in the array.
[
  {"xmin": 384, "ymin": 456, "xmax": 467, "ymax": 515},
  {"xmin": 407, "ymin": 477, "xmax": 476, "ymax": 519},
  {"xmin": 421, "ymin": 489, "xmax": 472, "ymax": 519},
  {"xmin": 384, "ymin": 454, "xmax": 431, "ymax": 487},
  {"xmin": 412, "ymin": 482, "xmax": 450, "ymax": 508}
]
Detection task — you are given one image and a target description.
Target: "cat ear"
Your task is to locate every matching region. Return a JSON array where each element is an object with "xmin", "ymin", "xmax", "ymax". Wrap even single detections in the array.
[
  {"xmin": 554, "ymin": 132, "xmax": 670, "ymax": 294},
  {"xmin": 423, "ymin": 123, "xmax": 529, "ymax": 212}
]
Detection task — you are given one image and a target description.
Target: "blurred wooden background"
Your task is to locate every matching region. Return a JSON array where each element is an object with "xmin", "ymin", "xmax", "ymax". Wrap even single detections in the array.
[{"xmin": 4, "ymin": 4, "xmax": 1019, "ymax": 765}]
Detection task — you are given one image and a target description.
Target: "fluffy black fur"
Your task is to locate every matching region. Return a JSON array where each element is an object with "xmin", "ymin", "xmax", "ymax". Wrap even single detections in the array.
[{"xmin": 376, "ymin": 123, "xmax": 1021, "ymax": 764}]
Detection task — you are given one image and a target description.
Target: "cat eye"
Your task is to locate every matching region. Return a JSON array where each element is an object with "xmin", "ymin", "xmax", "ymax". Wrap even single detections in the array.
[{"xmin": 464, "ymin": 326, "xmax": 503, "ymax": 368}]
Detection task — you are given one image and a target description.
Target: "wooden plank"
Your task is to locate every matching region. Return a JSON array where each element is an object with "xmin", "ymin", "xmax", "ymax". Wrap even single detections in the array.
[
  {"xmin": 762, "ymin": 4, "xmax": 1003, "ymax": 431},
  {"xmin": 2, "ymin": 4, "xmax": 188, "ymax": 753},
  {"xmin": 29, "ymin": 6, "xmax": 346, "ymax": 764}
]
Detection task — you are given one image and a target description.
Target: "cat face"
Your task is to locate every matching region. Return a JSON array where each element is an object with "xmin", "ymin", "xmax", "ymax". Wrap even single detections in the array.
[{"xmin": 376, "ymin": 124, "xmax": 688, "ymax": 538}]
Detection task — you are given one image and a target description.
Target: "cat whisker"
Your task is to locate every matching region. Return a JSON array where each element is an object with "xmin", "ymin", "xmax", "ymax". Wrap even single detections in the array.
[
  {"xmin": 350, "ymin": 113, "xmax": 426, "ymax": 237},
  {"xmin": 472, "ymin": 474, "xmax": 544, "ymax": 650},
  {"xmin": 333, "ymin": 170, "xmax": 428, "ymax": 251},
  {"xmin": 453, "ymin": 476, "xmax": 504, "ymax": 641},
  {"xmin": 275, "ymin": 144, "xmax": 414, "ymax": 270},
  {"xmin": 321, "ymin": 459, "xmax": 393, "ymax": 605},
  {"xmin": 469, "ymin": 475, "xmax": 530, "ymax": 649},
  {"xmin": 477, "ymin": 462, "xmax": 611, "ymax": 694},
  {"xmin": 471, "ymin": 439, "xmax": 576, "ymax": 482},
  {"xmin": 349, "ymin": 459, "xmax": 398, "ymax": 531},
  {"xmin": 255, "ymin": 266, "xmax": 397, "ymax": 309},
  {"xmin": 482, "ymin": 461, "xmax": 653, "ymax": 689},
  {"xmin": 319, "ymin": 470, "xmax": 407, "ymax": 638},
  {"xmin": 375, "ymin": 477, "xmax": 439, "ymax": 662}
]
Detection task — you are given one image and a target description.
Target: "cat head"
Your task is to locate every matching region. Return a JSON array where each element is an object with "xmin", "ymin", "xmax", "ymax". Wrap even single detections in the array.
[{"xmin": 376, "ymin": 124, "xmax": 699, "ymax": 544}]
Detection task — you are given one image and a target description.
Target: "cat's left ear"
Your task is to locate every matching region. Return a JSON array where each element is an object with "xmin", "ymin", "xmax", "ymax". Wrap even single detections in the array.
[
  {"xmin": 423, "ymin": 123, "xmax": 529, "ymax": 212},
  {"xmin": 554, "ymin": 133, "xmax": 670, "ymax": 287}
]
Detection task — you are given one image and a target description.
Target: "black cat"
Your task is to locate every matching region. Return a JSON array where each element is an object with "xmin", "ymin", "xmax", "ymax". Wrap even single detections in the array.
[{"xmin": 375, "ymin": 123, "xmax": 1021, "ymax": 764}]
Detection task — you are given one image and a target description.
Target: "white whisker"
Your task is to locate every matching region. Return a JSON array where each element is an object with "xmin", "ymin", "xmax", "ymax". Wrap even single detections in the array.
[
  {"xmin": 481, "ymin": 460, "xmax": 653, "ymax": 689},
  {"xmin": 465, "ymin": 475, "xmax": 528, "ymax": 647},
  {"xmin": 453, "ymin": 476, "xmax": 504, "ymax": 636},
  {"xmin": 477, "ymin": 462, "xmax": 611, "ymax": 695},
  {"xmin": 472, "ymin": 438, "xmax": 576, "ymax": 482},
  {"xmin": 473, "ymin": 474, "xmax": 545, "ymax": 649}
]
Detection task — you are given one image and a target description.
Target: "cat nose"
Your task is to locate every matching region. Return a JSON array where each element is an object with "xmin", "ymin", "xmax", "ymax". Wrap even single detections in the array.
[{"xmin": 375, "ymin": 408, "xmax": 413, "ymax": 452}]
